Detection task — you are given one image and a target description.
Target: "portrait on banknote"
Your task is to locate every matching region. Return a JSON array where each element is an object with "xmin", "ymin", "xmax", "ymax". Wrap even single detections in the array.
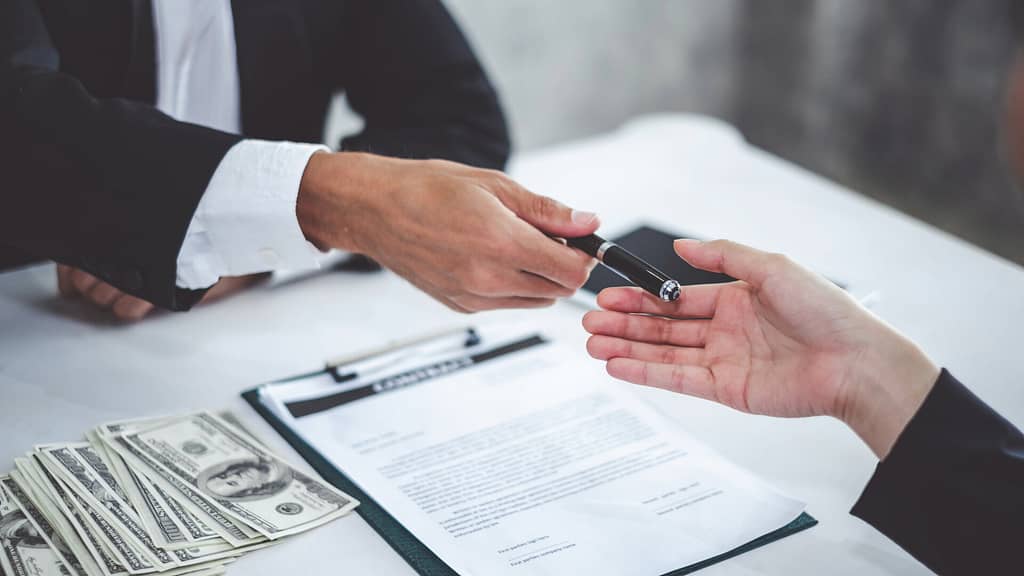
[
  {"xmin": 196, "ymin": 458, "xmax": 293, "ymax": 501},
  {"xmin": 0, "ymin": 507, "xmax": 46, "ymax": 549}
]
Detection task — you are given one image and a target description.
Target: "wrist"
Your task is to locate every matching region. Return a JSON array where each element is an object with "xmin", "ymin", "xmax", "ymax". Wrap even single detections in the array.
[
  {"xmin": 296, "ymin": 150, "xmax": 336, "ymax": 250},
  {"xmin": 296, "ymin": 151, "xmax": 381, "ymax": 253},
  {"xmin": 838, "ymin": 326, "xmax": 939, "ymax": 459}
]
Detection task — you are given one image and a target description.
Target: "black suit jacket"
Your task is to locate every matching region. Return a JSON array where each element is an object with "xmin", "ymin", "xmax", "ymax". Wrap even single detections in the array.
[
  {"xmin": 852, "ymin": 370, "xmax": 1024, "ymax": 574},
  {"xmin": 0, "ymin": 0, "xmax": 510, "ymax": 310}
]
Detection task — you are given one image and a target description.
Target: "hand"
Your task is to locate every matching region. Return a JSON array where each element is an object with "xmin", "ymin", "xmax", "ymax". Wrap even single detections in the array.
[
  {"xmin": 582, "ymin": 239, "xmax": 939, "ymax": 458},
  {"xmin": 57, "ymin": 265, "xmax": 265, "ymax": 321},
  {"xmin": 296, "ymin": 152, "xmax": 599, "ymax": 312}
]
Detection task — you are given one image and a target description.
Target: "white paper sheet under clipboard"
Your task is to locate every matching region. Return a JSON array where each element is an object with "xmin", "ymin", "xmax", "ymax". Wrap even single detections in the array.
[{"xmin": 250, "ymin": 325, "xmax": 812, "ymax": 576}]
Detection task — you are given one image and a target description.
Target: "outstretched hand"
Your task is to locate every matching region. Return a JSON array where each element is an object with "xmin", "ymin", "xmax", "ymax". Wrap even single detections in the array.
[{"xmin": 583, "ymin": 239, "xmax": 938, "ymax": 458}]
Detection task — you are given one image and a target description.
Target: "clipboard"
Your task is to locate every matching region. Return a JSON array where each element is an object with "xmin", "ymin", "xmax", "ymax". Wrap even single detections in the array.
[{"xmin": 241, "ymin": 328, "xmax": 817, "ymax": 576}]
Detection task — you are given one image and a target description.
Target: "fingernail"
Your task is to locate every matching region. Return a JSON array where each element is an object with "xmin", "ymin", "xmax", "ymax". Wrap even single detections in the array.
[
  {"xmin": 571, "ymin": 210, "xmax": 598, "ymax": 226},
  {"xmin": 674, "ymin": 238, "xmax": 701, "ymax": 247}
]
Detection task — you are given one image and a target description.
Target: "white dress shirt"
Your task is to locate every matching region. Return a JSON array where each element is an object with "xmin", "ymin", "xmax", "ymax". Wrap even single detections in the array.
[{"xmin": 151, "ymin": 0, "xmax": 326, "ymax": 289}]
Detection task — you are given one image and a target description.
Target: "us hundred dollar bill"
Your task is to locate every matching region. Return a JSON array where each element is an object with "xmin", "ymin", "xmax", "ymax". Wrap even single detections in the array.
[
  {"xmin": 117, "ymin": 413, "xmax": 357, "ymax": 539},
  {"xmin": 15, "ymin": 457, "xmax": 130, "ymax": 576},
  {"xmin": 97, "ymin": 423, "xmax": 263, "ymax": 548},
  {"xmin": 40, "ymin": 446, "xmax": 267, "ymax": 567},
  {"xmin": 8, "ymin": 468, "xmax": 105, "ymax": 576},
  {"xmin": 0, "ymin": 476, "xmax": 70, "ymax": 576},
  {"xmin": 37, "ymin": 446, "xmax": 173, "ymax": 570},
  {"xmin": 46, "ymin": 442, "xmax": 234, "ymax": 567},
  {"xmin": 85, "ymin": 441, "xmax": 193, "ymax": 553},
  {"xmin": 0, "ymin": 476, "xmax": 91, "ymax": 576},
  {"xmin": 10, "ymin": 461, "xmax": 237, "ymax": 576},
  {"xmin": 83, "ymin": 430, "xmax": 220, "ymax": 551}
]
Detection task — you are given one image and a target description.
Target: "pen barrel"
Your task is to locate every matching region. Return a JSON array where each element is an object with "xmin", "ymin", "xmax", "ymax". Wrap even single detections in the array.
[
  {"xmin": 601, "ymin": 245, "xmax": 675, "ymax": 298},
  {"xmin": 565, "ymin": 235, "xmax": 605, "ymax": 256}
]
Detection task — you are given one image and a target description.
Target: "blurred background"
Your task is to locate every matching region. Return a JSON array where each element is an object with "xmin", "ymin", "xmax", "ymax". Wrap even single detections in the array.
[{"xmin": 329, "ymin": 0, "xmax": 1024, "ymax": 265}]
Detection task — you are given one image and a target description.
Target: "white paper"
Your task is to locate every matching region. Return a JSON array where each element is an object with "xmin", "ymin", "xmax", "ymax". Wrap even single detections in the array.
[{"xmin": 260, "ymin": 336, "xmax": 805, "ymax": 576}]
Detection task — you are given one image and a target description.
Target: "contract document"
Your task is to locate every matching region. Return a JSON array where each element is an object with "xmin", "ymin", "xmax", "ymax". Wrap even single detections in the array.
[{"xmin": 255, "ymin": 330, "xmax": 808, "ymax": 575}]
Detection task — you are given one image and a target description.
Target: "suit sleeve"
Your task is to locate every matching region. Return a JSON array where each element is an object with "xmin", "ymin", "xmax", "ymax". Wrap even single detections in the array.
[
  {"xmin": 336, "ymin": 0, "xmax": 511, "ymax": 170},
  {"xmin": 851, "ymin": 369, "xmax": 1024, "ymax": 575},
  {"xmin": 0, "ymin": 0, "xmax": 242, "ymax": 310}
]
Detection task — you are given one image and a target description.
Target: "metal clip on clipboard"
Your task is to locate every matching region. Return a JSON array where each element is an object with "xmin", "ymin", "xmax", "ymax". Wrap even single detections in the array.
[
  {"xmin": 274, "ymin": 326, "xmax": 480, "ymax": 385},
  {"xmin": 274, "ymin": 327, "xmax": 548, "ymax": 418}
]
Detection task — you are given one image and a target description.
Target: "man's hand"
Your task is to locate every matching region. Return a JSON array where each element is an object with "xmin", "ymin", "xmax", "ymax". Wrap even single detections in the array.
[
  {"xmin": 582, "ymin": 239, "xmax": 939, "ymax": 458},
  {"xmin": 57, "ymin": 265, "xmax": 265, "ymax": 321},
  {"xmin": 296, "ymin": 152, "xmax": 599, "ymax": 312}
]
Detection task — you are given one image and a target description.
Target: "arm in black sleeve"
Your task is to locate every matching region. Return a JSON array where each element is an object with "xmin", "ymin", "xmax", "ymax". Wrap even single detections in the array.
[
  {"xmin": 851, "ymin": 369, "xmax": 1024, "ymax": 574},
  {"xmin": 335, "ymin": 0, "xmax": 511, "ymax": 170},
  {"xmin": 0, "ymin": 0, "xmax": 242, "ymax": 309}
]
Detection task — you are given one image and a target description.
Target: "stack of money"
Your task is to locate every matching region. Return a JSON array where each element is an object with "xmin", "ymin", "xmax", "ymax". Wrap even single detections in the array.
[{"xmin": 0, "ymin": 412, "xmax": 358, "ymax": 576}]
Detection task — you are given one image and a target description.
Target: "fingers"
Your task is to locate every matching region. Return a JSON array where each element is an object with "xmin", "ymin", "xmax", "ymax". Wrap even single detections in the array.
[
  {"xmin": 674, "ymin": 239, "xmax": 779, "ymax": 288},
  {"xmin": 487, "ymin": 176, "xmax": 598, "ymax": 291},
  {"xmin": 70, "ymin": 269, "xmax": 100, "ymax": 294},
  {"xmin": 450, "ymin": 294, "xmax": 557, "ymax": 313},
  {"xmin": 605, "ymin": 358, "xmax": 716, "ymax": 400},
  {"xmin": 582, "ymin": 310, "xmax": 708, "ymax": 347},
  {"xmin": 497, "ymin": 271, "xmax": 575, "ymax": 299},
  {"xmin": 56, "ymin": 265, "xmax": 73, "ymax": 296},
  {"xmin": 401, "ymin": 262, "xmax": 560, "ymax": 313},
  {"xmin": 89, "ymin": 282, "xmax": 123, "ymax": 307},
  {"xmin": 494, "ymin": 179, "xmax": 600, "ymax": 238},
  {"xmin": 586, "ymin": 335, "xmax": 705, "ymax": 365},
  {"xmin": 111, "ymin": 294, "xmax": 154, "ymax": 321},
  {"xmin": 56, "ymin": 265, "xmax": 156, "ymax": 321},
  {"xmin": 512, "ymin": 220, "xmax": 596, "ymax": 291},
  {"xmin": 420, "ymin": 265, "xmax": 564, "ymax": 312},
  {"xmin": 56, "ymin": 265, "xmax": 80, "ymax": 298},
  {"xmin": 84, "ymin": 282, "xmax": 155, "ymax": 320},
  {"xmin": 596, "ymin": 284, "xmax": 724, "ymax": 319}
]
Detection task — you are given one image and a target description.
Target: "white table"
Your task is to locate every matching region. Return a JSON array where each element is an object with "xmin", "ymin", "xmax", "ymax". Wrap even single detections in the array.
[{"xmin": 2, "ymin": 114, "xmax": 1022, "ymax": 575}]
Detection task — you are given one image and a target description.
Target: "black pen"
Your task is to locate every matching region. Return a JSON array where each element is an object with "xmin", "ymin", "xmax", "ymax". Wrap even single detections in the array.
[{"xmin": 567, "ymin": 234, "xmax": 681, "ymax": 302}]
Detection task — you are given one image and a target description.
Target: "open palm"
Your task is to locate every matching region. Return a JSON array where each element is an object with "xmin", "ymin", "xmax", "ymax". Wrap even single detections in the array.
[{"xmin": 583, "ymin": 239, "xmax": 880, "ymax": 420}]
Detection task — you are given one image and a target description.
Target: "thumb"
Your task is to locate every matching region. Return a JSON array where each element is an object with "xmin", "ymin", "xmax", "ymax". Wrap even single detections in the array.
[
  {"xmin": 499, "ymin": 184, "xmax": 600, "ymax": 238},
  {"xmin": 674, "ymin": 238, "xmax": 776, "ymax": 287}
]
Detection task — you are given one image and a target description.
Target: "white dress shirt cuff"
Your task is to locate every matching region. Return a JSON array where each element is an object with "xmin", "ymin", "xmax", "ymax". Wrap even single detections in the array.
[{"xmin": 175, "ymin": 140, "xmax": 329, "ymax": 289}]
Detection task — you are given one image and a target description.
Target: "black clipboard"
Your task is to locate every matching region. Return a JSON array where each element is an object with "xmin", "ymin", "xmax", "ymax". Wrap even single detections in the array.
[{"xmin": 241, "ymin": 332, "xmax": 817, "ymax": 576}]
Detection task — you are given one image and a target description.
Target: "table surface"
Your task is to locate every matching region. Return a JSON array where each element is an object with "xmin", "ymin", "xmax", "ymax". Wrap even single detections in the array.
[{"xmin": 3, "ymin": 114, "xmax": 1022, "ymax": 576}]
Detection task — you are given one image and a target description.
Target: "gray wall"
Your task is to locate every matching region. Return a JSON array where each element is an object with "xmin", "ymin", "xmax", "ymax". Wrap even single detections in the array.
[
  {"xmin": 331, "ymin": 1, "xmax": 1024, "ymax": 264},
  {"xmin": 442, "ymin": 0, "xmax": 739, "ymax": 149}
]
